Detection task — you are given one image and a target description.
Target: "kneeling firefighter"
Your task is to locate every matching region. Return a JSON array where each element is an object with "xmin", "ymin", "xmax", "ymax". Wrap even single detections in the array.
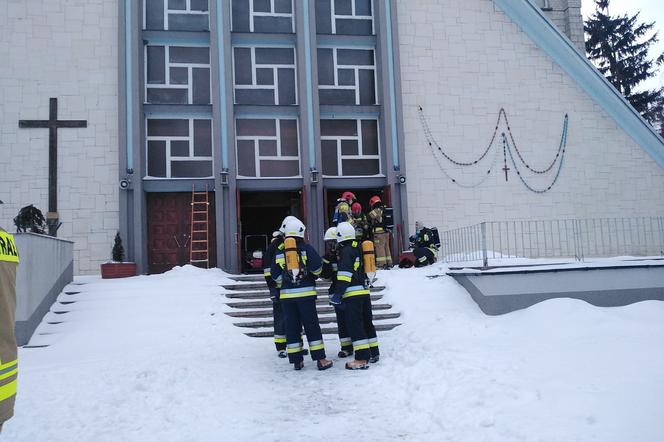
[
  {"xmin": 320, "ymin": 227, "xmax": 353, "ymax": 358},
  {"xmin": 330, "ymin": 222, "xmax": 380, "ymax": 370},
  {"xmin": 271, "ymin": 218, "xmax": 333, "ymax": 371}
]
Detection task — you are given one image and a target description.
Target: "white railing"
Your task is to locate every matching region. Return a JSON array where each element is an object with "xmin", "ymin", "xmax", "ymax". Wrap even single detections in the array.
[{"xmin": 440, "ymin": 217, "xmax": 664, "ymax": 267}]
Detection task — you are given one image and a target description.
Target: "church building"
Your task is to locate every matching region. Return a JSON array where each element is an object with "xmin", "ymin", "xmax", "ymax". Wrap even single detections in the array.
[{"xmin": 1, "ymin": 0, "xmax": 663, "ymax": 275}]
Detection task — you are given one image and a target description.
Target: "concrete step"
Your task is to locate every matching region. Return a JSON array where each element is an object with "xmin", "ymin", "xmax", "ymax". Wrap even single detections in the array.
[
  {"xmin": 225, "ymin": 303, "xmax": 394, "ymax": 318},
  {"xmin": 225, "ymin": 294, "xmax": 384, "ymax": 309},
  {"xmin": 225, "ymin": 286, "xmax": 385, "ymax": 299},
  {"xmin": 233, "ymin": 312, "xmax": 402, "ymax": 328},
  {"xmin": 222, "ymin": 281, "xmax": 385, "ymax": 291},
  {"xmin": 244, "ymin": 322, "xmax": 401, "ymax": 337},
  {"xmin": 228, "ymin": 275, "xmax": 267, "ymax": 283}
]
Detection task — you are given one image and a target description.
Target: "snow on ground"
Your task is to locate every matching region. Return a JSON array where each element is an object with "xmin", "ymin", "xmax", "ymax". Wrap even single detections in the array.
[{"xmin": 4, "ymin": 264, "xmax": 664, "ymax": 441}]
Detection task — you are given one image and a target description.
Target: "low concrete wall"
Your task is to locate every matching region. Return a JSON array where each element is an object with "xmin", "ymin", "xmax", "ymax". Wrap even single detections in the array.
[
  {"xmin": 14, "ymin": 233, "xmax": 74, "ymax": 345},
  {"xmin": 451, "ymin": 264, "xmax": 664, "ymax": 315}
]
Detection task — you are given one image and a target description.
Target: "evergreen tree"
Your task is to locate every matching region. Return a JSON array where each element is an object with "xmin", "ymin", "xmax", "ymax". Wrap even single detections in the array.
[
  {"xmin": 585, "ymin": 0, "xmax": 664, "ymax": 125},
  {"xmin": 112, "ymin": 232, "xmax": 125, "ymax": 262}
]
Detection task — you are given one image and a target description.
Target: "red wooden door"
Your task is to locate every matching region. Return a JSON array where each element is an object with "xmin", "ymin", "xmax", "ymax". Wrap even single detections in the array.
[{"xmin": 147, "ymin": 192, "xmax": 216, "ymax": 274}]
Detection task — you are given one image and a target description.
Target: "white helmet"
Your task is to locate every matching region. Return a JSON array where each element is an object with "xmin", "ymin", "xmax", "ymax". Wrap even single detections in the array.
[
  {"xmin": 284, "ymin": 218, "xmax": 306, "ymax": 238},
  {"xmin": 336, "ymin": 222, "xmax": 356, "ymax": 243},
  {"xmin": 324, "ymin": 227, "xmax": 337, "ymax": 241},
  {"xmin": 279, "ymin": 215, "xmax": 298, "ymax": 234}
]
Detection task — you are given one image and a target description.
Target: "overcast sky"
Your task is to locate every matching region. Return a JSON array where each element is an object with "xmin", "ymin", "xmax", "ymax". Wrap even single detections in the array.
[{"xmin": 581, "ymin": 0, "xmax": 664, "ymax": 90}]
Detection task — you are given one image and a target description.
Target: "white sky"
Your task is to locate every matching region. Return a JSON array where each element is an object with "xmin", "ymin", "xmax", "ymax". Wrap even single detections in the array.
[{"xmin": 581, "ymin": 0, "xmax": 664, "ymax": 90}]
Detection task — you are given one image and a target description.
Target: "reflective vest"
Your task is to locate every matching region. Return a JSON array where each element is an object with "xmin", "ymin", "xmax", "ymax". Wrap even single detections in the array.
[{"xmin": 0, "ymin": 230, "xmax": 18, "ymax": 425}]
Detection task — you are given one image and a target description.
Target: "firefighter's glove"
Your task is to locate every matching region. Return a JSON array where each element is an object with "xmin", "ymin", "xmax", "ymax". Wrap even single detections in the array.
[{"xmin": 329, "ymin": 293, "xmax": 343, "ymax": 306}]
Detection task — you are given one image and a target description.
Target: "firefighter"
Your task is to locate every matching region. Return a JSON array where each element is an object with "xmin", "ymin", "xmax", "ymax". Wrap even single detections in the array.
[
  {"xmin": 351, "ymin": 202, "xmax": 370, "ymax": 241},
  {"xmin": 330, "ymin": 222, "xmax": 380, "ymax": 370},
  {"xmin": 367, "ymin": 196, "xmax": 393, "ymax": 269},
  {"xmin": 0, "ymin": 226, "xmax": 19, "ymax": 433},
  {"xmin": 265, "ymin": 217, "xmax": 308, "ymax": 358},
  {"xmin": 409, "ymin": 221, "xmax": 439, "ymax": 267},
  {"xmin": 331, "ymin": 191, "xmax": 355, "ymax": 226},
  {"xmin": 320, "ymin": 227, "xmax": 353, "ymax": 358},
  {"xmin": 271, "ymin": 218, "xmax": 333, "ymax": 371}
]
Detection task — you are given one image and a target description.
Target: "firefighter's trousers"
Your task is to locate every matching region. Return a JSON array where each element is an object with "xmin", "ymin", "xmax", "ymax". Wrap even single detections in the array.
[
  {"xmin": 373, "ymin": 231, "xmax": 393, "ymax": 268},
  {"xmin": 270, "ymin": 288, "xmax": 286, "ymax": 351},
  {"xmin": 334, "ymin": 306, "xmax": 353, "ymax": 354},
  {"xmin": 281, "ymin": 298, "xmax": 326, "ymax": 364},
  {"xmin": 343, "ymin": 295, "xmax": 379, "ymax": 361}
]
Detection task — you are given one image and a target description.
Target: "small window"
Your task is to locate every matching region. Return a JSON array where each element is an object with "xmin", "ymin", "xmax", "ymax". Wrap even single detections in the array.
[
  {"xmin": 318, "ymin": 47, "xmax": 377, "ymax": 105},
  {"xmin": 144, "ymin": 0, "xmax": 209, "ymax": 31},
  {"xmin": 233, "ymin": 46, "xmax": 297, "ymax": 105},
  {"xmin": 235, "ymin": 118, "xmax": 300, "ymax": 178},
  {"xmin": 232, "ymin": 0, "xmax": 294, "ymax": 33},
  {"xmin": 146, "ymin": 118, "xmax": 213, "ymax": 178},
  {"xmin": 320, "ymin": 119, "xmax": 380, "ymax": 176},
  {"xmin": 145, "ymin": 45, "xmax": 211, "ymax": 105},
  {"xmin": 315, "ymin": 0, "xmax": 374, "ymax": 35}
]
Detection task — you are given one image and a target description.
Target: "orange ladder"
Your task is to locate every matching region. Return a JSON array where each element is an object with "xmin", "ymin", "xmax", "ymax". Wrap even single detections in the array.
[{"xmin": 190, "ymin": 184, "xmax": 210, "ymax": 268}]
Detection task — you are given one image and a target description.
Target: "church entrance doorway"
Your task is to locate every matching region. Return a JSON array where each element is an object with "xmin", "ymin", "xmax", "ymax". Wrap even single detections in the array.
[
  {"xmin": 237, "ymin": 190, "xmax": 303, "ymax": 273},
  {"xmin": 146, "ymin": 192, "xmax": 217, "ymax": 274}
]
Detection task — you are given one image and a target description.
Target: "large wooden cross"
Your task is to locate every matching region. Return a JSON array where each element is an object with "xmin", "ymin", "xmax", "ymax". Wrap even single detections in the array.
[{"xmin": 18, "ymin": 98, "xmax": 87, "ymax": 236}]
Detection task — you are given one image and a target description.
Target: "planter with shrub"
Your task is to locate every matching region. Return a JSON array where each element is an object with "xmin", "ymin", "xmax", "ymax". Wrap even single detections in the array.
[{"xmin": 100, "ymin": 232, "xmax": 137, "ymax": 279}]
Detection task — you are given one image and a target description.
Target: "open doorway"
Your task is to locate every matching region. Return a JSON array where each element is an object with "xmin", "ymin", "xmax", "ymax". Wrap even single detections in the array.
[{"xmin": 238, "ymin": 190, "xmax": 303, "ymax": 273}]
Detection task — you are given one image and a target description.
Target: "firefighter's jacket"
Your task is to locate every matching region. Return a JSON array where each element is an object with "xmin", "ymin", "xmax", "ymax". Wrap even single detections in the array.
[
  {"xmin": 332, "ymin": 240, "xmax": 370, "ymax": 304},
  {"xmin": 368, "ymin": 205, "xmax": 386, "ymax": 233},
  {"xmin": 352, "ymin": 213, "xmax": 370, "ymax": 240},
  {"xmin": 0, "ymin": 229, "xmax": 19, "ymax": 425},
  {"xmin": 271, "ymin": 240, "xmax": 323, "ymax": 301},
  {"xmin": 263, "ymin": 236, "xmax": 284, "ymax": 289}
]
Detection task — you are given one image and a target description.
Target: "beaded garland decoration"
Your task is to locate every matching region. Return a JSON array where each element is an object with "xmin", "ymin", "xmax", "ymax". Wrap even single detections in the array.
[{"xmin": 418, "ymin": 106, "xmax": 569, "ymax": 193}]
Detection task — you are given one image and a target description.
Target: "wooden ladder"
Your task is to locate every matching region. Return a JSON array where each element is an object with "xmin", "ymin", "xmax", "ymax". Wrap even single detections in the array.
[{"xmin": 190, "ymin": 184, "xmax": 210, "ymax": 269}]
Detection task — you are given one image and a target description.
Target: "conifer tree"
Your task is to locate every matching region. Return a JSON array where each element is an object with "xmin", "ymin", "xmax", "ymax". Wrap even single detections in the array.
[{"xmin": 585, "ymin": 0, "xmax": 664, "ymax": 125}]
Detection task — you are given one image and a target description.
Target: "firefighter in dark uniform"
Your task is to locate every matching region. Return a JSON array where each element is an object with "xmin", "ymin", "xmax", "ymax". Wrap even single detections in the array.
[
  {"xmin": 409, "ymin": 221, "xmax": 438, "ymax": 267},
  {"xmin": 330, "ymin": 222, "xmax": 380, "ymax": 370},
  {"xmin": 320, "ymin": 227, "xmax": 353, "ymax": 358},
  {"xmin": 0, "ymin": 225, "xmax": 19, "ymax": 433},
  {"xmin": 271, "ymin": 218, "xmax": 333, "ymax": 371}
]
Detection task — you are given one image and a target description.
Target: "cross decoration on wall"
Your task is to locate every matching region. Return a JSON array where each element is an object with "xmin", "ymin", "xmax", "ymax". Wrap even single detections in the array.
[{"xmin": 18, "ymin": 98, "xmax": 87, "ymax": 236}]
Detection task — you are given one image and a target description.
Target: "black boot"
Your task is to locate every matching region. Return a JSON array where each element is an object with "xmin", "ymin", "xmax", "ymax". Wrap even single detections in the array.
[
  {"xmin": 337, "ymin": 349, "xmax": 353, "ymax": 358},
  {"xmin": 293, "ymin": 361, "xmax": 304, "ymax": 371},
  {"xmin": 317, "ymin": 359, "xmax": 333, "ymax": 371}
]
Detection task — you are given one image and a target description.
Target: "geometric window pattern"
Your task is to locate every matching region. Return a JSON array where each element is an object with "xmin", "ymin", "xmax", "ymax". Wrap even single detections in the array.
[
  {"xmin": 236, "ymin": 118, "xmax": 300, "ymax": 178},
  {"xmin": 144, "ymin": 0, "xmax": 210, "ymax": 31},
  {"xmin": 146, "ymin": 118, "xmax": 213, "ymax": 178},
  {"xmin": 315, "ymin": 0, "xmax": 374, "ymax": 35},
  {"xmin": 318, "ymin": 47, "xmax": 376, "ymax": 105},
  {"xmin": 321, "ymin": 119, "xmax": 380, "ymax": 176},
  {"xmin": 232, "ymin": 0, "xmax": 294, "ymax": 33},
  {"xmin": 233, "ymin": 46, "xmax": 297, "ymax": 105},
  {"xmin": 146, "ymin": 45, "xmax": 211, "ymax": 105}
]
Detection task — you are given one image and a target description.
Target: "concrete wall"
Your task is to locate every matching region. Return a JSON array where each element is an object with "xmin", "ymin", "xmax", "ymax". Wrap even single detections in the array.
[
  {"xmin": 396, "ymin": 0, "xmax": 664, "ymax": 235},
  {"xmin": 14, "ymin": 233, "xmax": 73, "ymax": 346},
  {"xmin": 0, "ymin": 0, "xmax": 120, "ymax": 275}
]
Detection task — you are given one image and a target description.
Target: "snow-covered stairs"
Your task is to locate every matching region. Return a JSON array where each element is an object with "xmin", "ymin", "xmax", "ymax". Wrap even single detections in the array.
[{"xmin": 222, "ymin": 274, "xmax": 401, "ymax": 337}]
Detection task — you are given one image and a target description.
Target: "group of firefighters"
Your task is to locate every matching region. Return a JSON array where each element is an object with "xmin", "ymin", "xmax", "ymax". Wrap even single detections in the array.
[
  {"xmin": 262, "ymin": 191, "xmax": 440, "ymax": 371},
  {"xmin": 263, "ymin": 192, "xmax": 388, "ymax": 371}
]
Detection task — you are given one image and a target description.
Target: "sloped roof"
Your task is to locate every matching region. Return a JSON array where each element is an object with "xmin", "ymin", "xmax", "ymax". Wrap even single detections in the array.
[{"xmin": 493, "ymin": 0, "xmax": 664, "ymax": 170}]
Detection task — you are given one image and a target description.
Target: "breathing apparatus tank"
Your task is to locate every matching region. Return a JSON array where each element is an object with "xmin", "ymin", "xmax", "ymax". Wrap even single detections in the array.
[
  {"xmin": 284, "ymin": 236, "xmax": 300, "ymax": 280},
  {"xmin": 362, "ymin": 240, "xmax": 377, "ymax": 284}
]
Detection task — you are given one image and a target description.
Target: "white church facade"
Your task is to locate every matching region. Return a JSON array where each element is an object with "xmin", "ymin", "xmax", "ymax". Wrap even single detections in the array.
[{"xmin": 1, "ymin": 0, "xmax": 663, "ymax": 275}]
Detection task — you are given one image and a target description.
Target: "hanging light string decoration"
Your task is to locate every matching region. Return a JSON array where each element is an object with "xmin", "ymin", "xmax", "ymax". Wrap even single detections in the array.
[{"xmin": 418, "ymin": 106, "xmax": 569, "ymax": 193}]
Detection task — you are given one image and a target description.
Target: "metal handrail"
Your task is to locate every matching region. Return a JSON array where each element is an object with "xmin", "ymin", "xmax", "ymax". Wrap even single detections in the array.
[{"xmin": 440, "ymin": 217, "xmax": 664, "ymax": 267}]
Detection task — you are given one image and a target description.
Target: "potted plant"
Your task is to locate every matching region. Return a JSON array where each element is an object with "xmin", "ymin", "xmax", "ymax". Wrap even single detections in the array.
[{"xmin": 100, "ymin": 232, "xmax": 137, "ymax": 279}]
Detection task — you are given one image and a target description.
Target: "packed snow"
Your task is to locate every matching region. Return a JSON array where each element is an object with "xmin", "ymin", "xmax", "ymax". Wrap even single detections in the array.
[{"xmin": 4, "ymin": 264, "xmax": 664, "ymax": 441}]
